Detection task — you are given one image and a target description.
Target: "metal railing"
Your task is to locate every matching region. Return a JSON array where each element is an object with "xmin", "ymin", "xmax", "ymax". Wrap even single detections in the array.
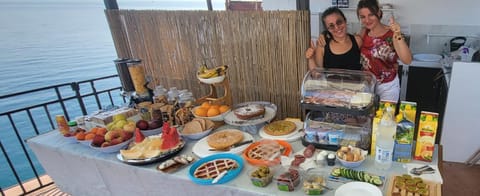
[{"xmin": 0, "ymin": 74, "xmax": 126, "ymax": 195}]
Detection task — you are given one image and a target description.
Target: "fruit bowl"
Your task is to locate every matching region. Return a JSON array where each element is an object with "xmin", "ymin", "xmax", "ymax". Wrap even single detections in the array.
[
  {"xmin": 78, "ymin": 140, "xmax": 92, "ymax": 146},
  {"xmin": 192, "ymin": 106, "xmax": 230, "ymax": 121},
  {"xmin": 197, "ymin": 75, "xmax": 225, "ymax": 84},
  {"xmin": 140, "ymin": 127, "xmax": 162, "ymax": 137},
  {"xmin": 90, "ymin": 138, "xmax": 133, "ymax": 153}
]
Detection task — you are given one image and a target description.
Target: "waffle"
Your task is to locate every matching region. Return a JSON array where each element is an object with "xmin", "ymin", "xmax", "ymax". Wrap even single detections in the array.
[
  {"xmin": 193, "ymin": 158, "xmax": 238, "ymax": 179},
  {"xmin": 247, "ymin": 142, "xmax": 285, "ymax": 160},
  {"xmin": 264, "ymin": 120, "xmax": 297, "ymax": 136}
]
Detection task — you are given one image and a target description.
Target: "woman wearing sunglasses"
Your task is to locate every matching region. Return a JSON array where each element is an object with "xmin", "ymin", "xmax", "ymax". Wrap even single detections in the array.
[
  {"xmin": 357, "ymin": 0, "xmax": 412, "ymax": 101},
  {"xmin": 306, "ymin": 7, "xmax": 362, "ymax": 72}
]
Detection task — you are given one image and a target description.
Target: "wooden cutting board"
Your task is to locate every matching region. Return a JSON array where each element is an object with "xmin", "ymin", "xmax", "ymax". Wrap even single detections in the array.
[{"xmin": 386, "ymin": 175, "xmax": 441, "ymax": 196}]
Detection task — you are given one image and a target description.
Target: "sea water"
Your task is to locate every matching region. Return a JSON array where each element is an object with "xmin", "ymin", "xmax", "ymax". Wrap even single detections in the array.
[{"xmin": 0, "ymin": 0, "xmax": 224, "ymax": 189}]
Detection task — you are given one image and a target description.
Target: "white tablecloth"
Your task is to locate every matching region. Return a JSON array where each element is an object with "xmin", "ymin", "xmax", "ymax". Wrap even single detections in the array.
[{"xmin": 27, "ymin": 127, "xmax": 441, "ymax": 196}]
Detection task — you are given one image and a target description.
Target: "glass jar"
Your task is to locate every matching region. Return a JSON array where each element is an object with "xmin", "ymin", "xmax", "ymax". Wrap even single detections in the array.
[
  {"xmin": 68, "ymin": 120, "xmax": 78, "ymax": 133},
  {"xmin": 127, "ymin": 59, "xmax": 148, "ymax": 96}
]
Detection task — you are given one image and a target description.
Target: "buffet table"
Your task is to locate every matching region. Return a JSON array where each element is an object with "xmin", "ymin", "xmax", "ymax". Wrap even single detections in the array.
[{"xmin": 27, "ymin": 126, "xmax": 442, "ymax": 196}]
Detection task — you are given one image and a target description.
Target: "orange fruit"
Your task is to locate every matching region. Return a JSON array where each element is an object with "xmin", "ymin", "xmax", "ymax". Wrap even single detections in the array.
[
  {"xmin": 200, "ymin": 102, "xmax": 211, "ymax": 109},
  {"xmin": 96, "ymin": 127, "xmax": 107, "ymax": 136},
  {"xmin": 219, "ymin": 105, "xmax": 230, "ymax": 113},
  {"xmin": 85, "ymin": 133, "xmax": 96, "ymax": 140},
  {"xmin": 210, "ymin": 104, "xmax": 220, "ymax": 110},
  {"xmin": 76, "ymin": 132, "xmax": 86, "ymax": 140},
  {"xmin": 207, "ymin": 108, "xmax": 220, "ymax": 117},
  {"xmin": 195, "ymin": 107, "xmax": 208, "ymax": 117}
]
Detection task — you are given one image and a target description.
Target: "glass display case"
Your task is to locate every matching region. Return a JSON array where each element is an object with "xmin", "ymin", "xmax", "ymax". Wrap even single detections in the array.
[{"xmin": 300, "ymin": 69, "xmax": 378, "ymax": 151}]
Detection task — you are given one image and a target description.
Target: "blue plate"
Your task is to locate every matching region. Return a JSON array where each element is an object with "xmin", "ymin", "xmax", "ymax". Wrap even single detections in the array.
[{"xmin": 189, "ymin": 153, "xmax": 244, "ymax": 185}]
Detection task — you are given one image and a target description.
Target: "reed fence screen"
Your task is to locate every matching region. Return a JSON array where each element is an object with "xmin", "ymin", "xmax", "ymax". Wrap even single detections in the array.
[{"xmin": 105, "ymin": 10, "xmax": 310, "ymax": 119}]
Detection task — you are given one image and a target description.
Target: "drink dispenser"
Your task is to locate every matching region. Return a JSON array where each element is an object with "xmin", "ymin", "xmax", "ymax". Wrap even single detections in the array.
[
  {"xmin": 113, "ymin": 58, "xmax": 135, "ymax": 92},
  {"xmin": 126, "ymin": 59, "xmax": 149, "ymax": 97}
]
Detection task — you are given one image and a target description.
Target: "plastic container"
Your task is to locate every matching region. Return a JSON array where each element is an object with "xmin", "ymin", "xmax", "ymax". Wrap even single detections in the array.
[
  {"xmin": 301, "ymin": 69, "xmax": 376, "ymax": 110},
  {"xmin": 303, "ymin": 169, "xmax": 328, "ymax": 195},
  {"xmin": 274, "ymin": 166, "xmax": 303, "ymax": 192},
  {"xmin": 249, "ymin": 166, "xmax": 274, "ymax": 187}
]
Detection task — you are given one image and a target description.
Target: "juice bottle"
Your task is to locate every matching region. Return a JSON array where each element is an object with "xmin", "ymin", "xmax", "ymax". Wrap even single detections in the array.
[
  {"xmin": 56, "ymin": 115, "xmax": 69, "ymax": 135},
  {"xmin": 375, "ymin": 107, "xmax": 396, "ymax": 169}
]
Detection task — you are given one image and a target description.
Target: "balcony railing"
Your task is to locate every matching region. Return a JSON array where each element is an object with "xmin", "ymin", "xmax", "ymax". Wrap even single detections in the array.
[{"xmin": 0, "ymin": 74, "xmax": 126, "ymax": 195}]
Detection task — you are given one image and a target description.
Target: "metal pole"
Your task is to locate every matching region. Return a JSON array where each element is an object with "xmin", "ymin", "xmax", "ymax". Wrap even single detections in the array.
[
  {"xmin": 206, "ymin": 0, "xmax": 213, "ymax": 11},
  {"xmin": 104, "ymin": 0, "xmax": 119, "ymax": 10},
  {"xmin": 296, "ymin": 0, "xmax": 310, "ymax": 11}
]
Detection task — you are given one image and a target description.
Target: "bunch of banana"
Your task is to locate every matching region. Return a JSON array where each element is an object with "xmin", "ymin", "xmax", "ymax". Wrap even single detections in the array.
[{"xmin": 197, "ymin": 65, "xmax": 228, "ymax": 79}]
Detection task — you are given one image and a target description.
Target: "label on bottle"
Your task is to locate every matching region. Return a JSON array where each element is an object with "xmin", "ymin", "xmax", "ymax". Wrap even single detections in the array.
[
  {"xmin": 56, "ymin": 115, "xmax": 70, "ymax": 135},
  {"xmin": 375, "ymin": 146, "xmax": 393, "ymax": 163}
]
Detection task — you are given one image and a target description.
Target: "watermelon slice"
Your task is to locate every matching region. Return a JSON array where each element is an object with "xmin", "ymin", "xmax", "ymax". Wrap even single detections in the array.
[
  {"xmin": 134, "ymin": 128, "xmax": 145, "ymax": 143},
  {"xmin": 161, "ymin": 126, "xmax": 180, "ymax": 150}
]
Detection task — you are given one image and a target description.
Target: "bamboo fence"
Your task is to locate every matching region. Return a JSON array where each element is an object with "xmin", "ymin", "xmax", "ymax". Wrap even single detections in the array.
[{"xmin": 105, "ymin": 10, "xmax": 310, "ymax": 119}]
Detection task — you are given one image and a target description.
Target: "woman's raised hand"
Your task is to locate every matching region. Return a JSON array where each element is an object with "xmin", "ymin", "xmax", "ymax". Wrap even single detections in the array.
[
  {"xmin": 389, "ymin": 16, "xmax": 401, "ymax": 33},
  {"xmin": 305, "ymin": 40, "xmax": 316, "ymax": 59}
]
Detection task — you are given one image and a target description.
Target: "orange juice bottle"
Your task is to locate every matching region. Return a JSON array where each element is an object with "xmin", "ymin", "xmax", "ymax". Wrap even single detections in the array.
[
  {"xmin": 414, "ymin": 111, "xmax": 439, "ymax": 162},
  {"xmin": 56, "ymin": 115, "xmax": 69, "ymax": 135}
]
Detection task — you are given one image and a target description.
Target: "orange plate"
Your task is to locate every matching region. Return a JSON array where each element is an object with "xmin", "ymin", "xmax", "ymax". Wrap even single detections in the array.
[{"xmin": 242, "ymin": 140, "xmax": 292, "ymax": 166}]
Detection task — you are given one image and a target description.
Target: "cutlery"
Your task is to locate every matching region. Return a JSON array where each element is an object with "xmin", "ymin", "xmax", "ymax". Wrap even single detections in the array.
[
  {"xmin": 410, "ymin": 165, "xmax": 435, "ymax": 175},
  {"xmin": 212, "ymin": 170, "xmax": 228, "ymax": 184},
  {"xmin": 209, "ymin": 140, "xmax": 253, "ymax": 151}
]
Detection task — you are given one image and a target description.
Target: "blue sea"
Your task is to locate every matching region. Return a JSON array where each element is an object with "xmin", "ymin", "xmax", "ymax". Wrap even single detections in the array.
[{"xmin": 0, "ymin": 0, "xmax": 224, "ymax": 189}]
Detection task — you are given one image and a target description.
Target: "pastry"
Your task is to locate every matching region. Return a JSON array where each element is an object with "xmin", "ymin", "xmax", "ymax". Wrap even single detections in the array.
[
  {"xmin": 247, "ymin": 141, "xmax": 284, "ymax": 160},
  {"xmin": 207, "ymin": 129, "xmax": 244, "ymax": 150},
  {"xmin": 193, "ymin": 158, "xmax": 238, "ymax": 179},
  {"xmin": 233, "ymin": 104, "xmax": 266, "ymax": 120},
  {"xmin": 264, "ymin": 120, "xmax": 296, "ymax": 136}
]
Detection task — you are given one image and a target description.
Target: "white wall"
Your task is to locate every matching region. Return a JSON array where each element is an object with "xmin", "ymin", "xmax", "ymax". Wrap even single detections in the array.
[{"xmin": 440, "ymin": 62, "xmax": 480, "ymax": 163}]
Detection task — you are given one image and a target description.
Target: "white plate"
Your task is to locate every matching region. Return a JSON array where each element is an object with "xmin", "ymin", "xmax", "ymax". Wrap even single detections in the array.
[
  {"xmin": 413, "ymin": 53, "xmax": 442, "ymax": 62},
  {"xmin": 192, "ymin": 129, "xmax": 254, "ymax": 158},
  {"xmin": 223, "ymin": 102, "xmax": 277, "ymax": 126},
  {"xmin": 335, "ymin": 182, "xmax": 382, "ymax": 196},
  {"xmin": 258, "ymin": 121, "xmax": 304, "ymax": 142}
]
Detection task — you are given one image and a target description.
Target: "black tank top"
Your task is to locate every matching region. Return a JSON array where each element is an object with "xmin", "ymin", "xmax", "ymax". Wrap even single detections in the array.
[{"xmin": 323, "ymin": 34, "xmax": 362, "ymax": 70}]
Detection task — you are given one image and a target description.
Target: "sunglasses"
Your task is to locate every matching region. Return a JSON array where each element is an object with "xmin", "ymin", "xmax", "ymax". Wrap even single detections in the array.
[{"xmin": 326, "ymin": 19, "xmax": 345, "ymax": 30}]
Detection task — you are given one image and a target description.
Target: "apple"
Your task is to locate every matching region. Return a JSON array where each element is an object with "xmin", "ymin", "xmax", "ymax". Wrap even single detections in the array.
[
  {"xmin": 92, "ymin": 134, "xmax": 106, "ymax": 147},
  {"xmin": 148, "ymin": 120, "xmax": 162, "ymax": 130},
  {"xmin": 64, "ymin": 132, "xmax": 75, "ymax": 137},
  {"xmin": 123, "ymin": 131, "xmax": 134, "ymax": 141},
  {"xmin": 123, "ymin": 122, "xmax": 136, "ymax": 132},
  {"xmin": 110, "ymin": 137, "xmax": 124, "ymax": 146},
  {"xmin": 104, "ymin": 130, "xmax": 125, "ymax": 142},
  {"xmin": 136, "ymin": 120, "xmax": 149, "ymax": 130},
  {"xmin": 101, "ymin": 141, "xmax": 112, "ymax": 148}
]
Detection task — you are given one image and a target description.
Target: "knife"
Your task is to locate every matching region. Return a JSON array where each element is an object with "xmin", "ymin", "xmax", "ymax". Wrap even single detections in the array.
[{"xmin": 209, "ymin": 140, "xmax": 253, "ymax": 151}]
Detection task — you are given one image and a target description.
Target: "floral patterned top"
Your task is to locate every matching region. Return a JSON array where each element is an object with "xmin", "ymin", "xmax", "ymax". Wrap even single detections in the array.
[{"xmin": 360, "ymin": 29, "xmax": 398, "ymax": 83}]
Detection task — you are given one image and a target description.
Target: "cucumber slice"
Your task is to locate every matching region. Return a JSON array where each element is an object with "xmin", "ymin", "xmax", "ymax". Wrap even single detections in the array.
[
  {"xmin": 356, "ymin": 171, "xmax": 363, "ymax": 181},
  {"xmin": 363, "ymin": 174, "xmax": 371, "ymax": 182},
  {"xmin": 331, "ymin": 168, "xmax": 341, "ymax": 177},
  {"xmin": 372, "ymin": 178, "xmax": 383, "ymax": 186}
]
